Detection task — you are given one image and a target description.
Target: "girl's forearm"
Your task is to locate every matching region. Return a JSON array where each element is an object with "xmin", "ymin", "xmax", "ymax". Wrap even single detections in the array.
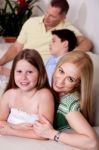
[
  {"xmin": 10, "ymin": 128, "xmax": 46, "ymax": 140},
  {"xmin": 0, "ymin": 121, "xmax": 46, "ymax": 139}
]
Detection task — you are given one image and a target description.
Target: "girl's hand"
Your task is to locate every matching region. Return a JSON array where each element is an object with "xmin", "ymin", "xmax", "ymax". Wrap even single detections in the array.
[
  {"xmin": 9, "ymin": 123, "xmax": 33, "ymax": 130},
  {"xmin": 33, "ymin": 116, "xmax": 57, "ymax": 140}
]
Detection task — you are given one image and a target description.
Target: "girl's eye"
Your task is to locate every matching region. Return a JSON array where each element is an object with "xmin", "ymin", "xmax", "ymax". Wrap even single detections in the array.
[
  {"xmin": 16, "ymin": 70, "xmax": 22, "ymax": 73},
  {"xmin": 27, "ymin": 71, "xmax": 33, "ymax": 74}
]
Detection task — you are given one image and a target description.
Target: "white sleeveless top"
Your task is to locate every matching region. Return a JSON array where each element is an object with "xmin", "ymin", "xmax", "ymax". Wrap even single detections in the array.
[{"xmin": 7, "ymin": 108, "xmax": 39, "ymax": 124}]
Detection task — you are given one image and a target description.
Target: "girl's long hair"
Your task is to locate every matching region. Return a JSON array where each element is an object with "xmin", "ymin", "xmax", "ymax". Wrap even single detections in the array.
[
  {"xmin": 54, "ymin": 51, "xmax": 93, "ymax": 125},
  {"xmin": 4, "ymin": 49, "xmax": 50, "ymax": 92}
]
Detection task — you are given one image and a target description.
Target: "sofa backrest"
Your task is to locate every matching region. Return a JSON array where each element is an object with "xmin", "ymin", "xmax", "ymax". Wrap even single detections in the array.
[{"xmin": 88, "ymin": 52, "xmax": 99, "ymax": 126}]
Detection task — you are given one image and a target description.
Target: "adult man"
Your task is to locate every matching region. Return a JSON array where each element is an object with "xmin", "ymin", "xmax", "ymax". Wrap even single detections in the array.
[{"xmin": 0, "ymin": 0, "xmax": 92, "ymax": 76}]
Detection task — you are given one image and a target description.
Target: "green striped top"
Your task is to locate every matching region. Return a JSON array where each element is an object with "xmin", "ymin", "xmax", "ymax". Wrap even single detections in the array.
[{"xmin": 55, "ymin": 92, "xmax": 80, "ymax": 130}]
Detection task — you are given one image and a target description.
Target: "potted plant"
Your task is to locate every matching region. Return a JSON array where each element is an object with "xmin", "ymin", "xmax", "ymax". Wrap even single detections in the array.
[{"xmin": 0, "ymin": 0, "xmax": 42, "ymax": 42}]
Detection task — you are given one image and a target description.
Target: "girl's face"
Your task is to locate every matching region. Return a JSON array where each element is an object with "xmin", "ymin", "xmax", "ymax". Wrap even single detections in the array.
[
  {"xmin": 52, "ymin": 62, "xmax": 81, "ymax": 95},
  {"xmin": 14, "ymin": 59, "xmax": 39, "ymax": 92}
]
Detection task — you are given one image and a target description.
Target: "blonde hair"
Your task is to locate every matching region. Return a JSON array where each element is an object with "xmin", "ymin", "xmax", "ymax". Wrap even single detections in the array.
[{"xmin": 55, "ymin": 51, "xmax": 93, "ymax": 125}]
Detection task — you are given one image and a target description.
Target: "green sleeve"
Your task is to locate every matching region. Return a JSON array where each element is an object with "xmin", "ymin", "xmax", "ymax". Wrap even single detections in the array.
[{"xmin": 58, "ymin": 93, "xmax": 80, "ymax": 115}]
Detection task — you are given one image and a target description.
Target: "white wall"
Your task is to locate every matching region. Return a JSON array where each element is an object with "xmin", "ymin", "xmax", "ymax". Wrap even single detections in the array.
[
  {"xmin": 33, "ymin": 0, "xmax": 50, "ymax": 16},
  {"xmin": 41, "ymin": 0, "xmax": 99, "ymax": 54},
  {"xmin": 66, "ymin": 0, "xmax": 99, "ymax": 54}
]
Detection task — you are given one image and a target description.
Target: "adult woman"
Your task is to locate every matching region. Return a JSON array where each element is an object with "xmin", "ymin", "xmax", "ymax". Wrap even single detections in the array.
[{"xmin": 34, "ymin": 51, "xmax": 99, "ymax": 150}]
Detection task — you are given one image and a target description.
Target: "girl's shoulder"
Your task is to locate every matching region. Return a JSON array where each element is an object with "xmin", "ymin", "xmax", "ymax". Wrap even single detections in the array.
[
  {"xmin": 37, "ymin": 88, "xmax": 54, "ymax": 101},
  {"xmin": 0, "ymin": 89, "xmax": 18, "ymax": 107},
  {"xmin": 38, "ymin": 88, "xmax": 52, "ymax": 95},
  {"xmin": 2, "ymin": 88, "xmax": 18, "ymax": 99}
]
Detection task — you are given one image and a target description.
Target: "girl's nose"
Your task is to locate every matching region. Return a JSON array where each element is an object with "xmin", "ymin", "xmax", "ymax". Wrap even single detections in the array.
[{"xmin": 21, "ymin": 73, "xmax": 27, "ymax": 80}]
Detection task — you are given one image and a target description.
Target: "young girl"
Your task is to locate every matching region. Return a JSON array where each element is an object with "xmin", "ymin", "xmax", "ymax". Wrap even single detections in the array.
[
  {"xmin": 33, "ymin": 51, "xmax": 99, "ymax": 149},
  {"xmin": 0, "ymin": 49, "xmax": 54, "ymax": 139}
]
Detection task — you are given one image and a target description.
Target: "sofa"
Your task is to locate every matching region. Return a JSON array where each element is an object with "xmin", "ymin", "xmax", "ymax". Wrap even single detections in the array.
[{"xmin": 0, "ymin": 43, "xmax": 99, "ymax": 150}]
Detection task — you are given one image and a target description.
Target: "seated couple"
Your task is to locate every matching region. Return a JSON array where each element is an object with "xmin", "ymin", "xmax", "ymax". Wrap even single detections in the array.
[{"xmin": 0, "ymin": 48, "xmax": 98, "ymax": 150}]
